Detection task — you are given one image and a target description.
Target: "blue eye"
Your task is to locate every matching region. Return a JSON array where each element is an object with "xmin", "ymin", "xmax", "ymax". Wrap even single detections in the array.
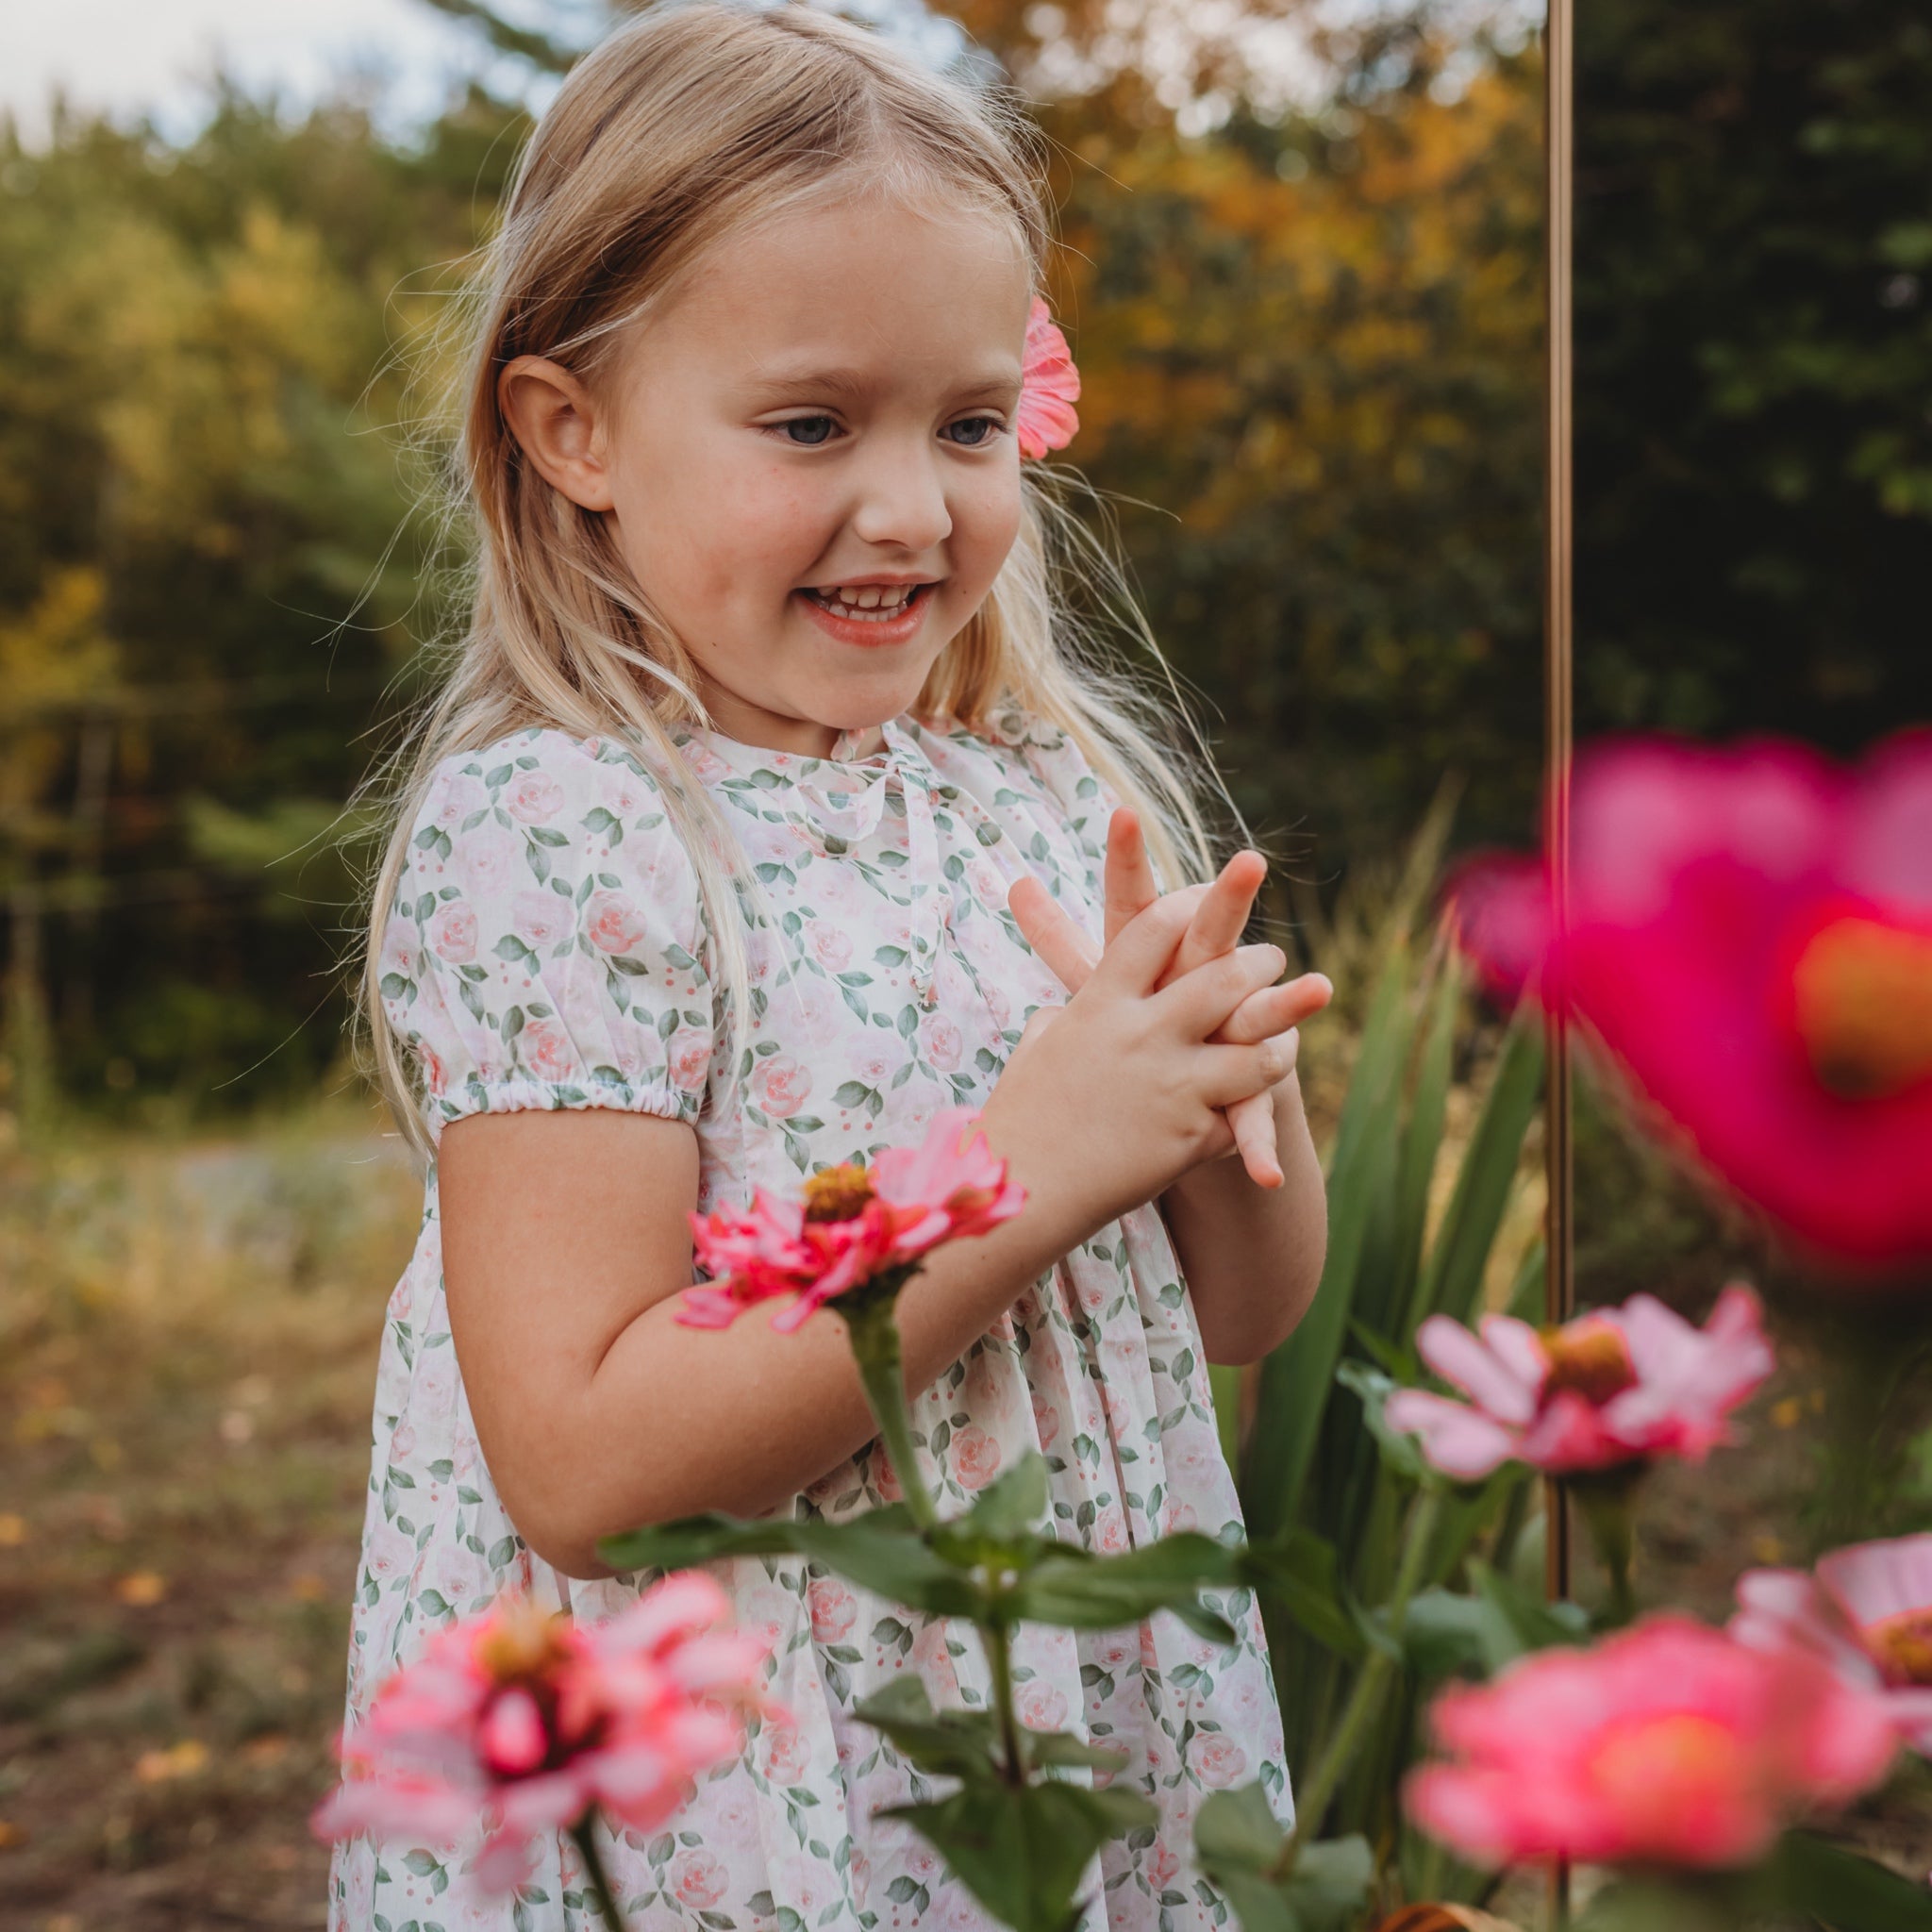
[
  {"xmin": 782, "ymin": 416, "xmax": 838, "ymax": 446},
  {"xmin": 943, "ymin": 416, "xmax": 1002, "ymax": 448}
]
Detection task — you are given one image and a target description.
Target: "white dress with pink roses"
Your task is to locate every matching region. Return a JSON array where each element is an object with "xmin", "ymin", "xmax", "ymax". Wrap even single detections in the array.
[{"xmin": 330, "ymin": 706, "xmax": 1291, "ymax": 1932}]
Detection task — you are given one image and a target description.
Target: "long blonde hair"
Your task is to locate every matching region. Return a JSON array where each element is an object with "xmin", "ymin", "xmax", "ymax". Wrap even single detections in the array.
[{"xmin": 354, "ymin": 0, "xmax": 1240, "ymax": 1160}]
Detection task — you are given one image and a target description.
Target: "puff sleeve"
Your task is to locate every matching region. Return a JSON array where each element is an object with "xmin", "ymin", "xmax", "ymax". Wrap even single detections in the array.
[{"xmin": 376, "ymin": 727, "xmax": 716, "ymax": 1144}]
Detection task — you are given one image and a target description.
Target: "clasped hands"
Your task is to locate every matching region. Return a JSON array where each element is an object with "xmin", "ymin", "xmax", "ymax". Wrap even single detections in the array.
[{"xmin": 1008, "ymin": 809, "xmax": 1332, "ymax": 1189}]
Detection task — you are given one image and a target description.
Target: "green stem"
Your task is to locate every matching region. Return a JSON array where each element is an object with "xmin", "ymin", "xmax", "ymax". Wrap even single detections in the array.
[
  {"xmin": 571, "ymin": 1817, "xmax": 626, "ymax": 1932},
  {"xmin": 841, "ymin": 1292, "xmax": 941, "ymax": 1535},
  {"xmin": 981, "ymin": 1616, "xmax": 1029, "ymax": 1786},
  {"xmin": 1572, "ymin": 1468, "xmax": 1642, "ymax": 1628},
  {"xmin": 1281, "ymin": 1485, "xmax": 1444, "ymax": 1872}
]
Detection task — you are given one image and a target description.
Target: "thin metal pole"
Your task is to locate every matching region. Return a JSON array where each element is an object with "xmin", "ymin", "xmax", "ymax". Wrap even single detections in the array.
[{"xmin": 1542, "ymin": 0, "xmax": 1577, "ymax": 1920}]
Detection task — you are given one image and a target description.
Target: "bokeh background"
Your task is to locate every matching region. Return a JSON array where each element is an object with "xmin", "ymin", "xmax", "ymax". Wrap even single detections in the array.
[{"xmin": 3, "ymin": 0, "xmax": 1928, "ymax": 1923}]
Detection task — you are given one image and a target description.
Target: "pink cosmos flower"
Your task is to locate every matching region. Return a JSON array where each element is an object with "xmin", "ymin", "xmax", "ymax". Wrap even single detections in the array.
[
  {"xmin": 1385, "ymin": 1285, "xmax": 1774, "ymax": 1481},
  {"xmin": 1406, "ymin": 1614, "xmax": 1898, "ymax": 1870},
  {"xmin": 312, "ymin": 1574, "xmax": 768, "ymax": 1893},
  {"xmin": 1731, "ymin": 1533, "xmax": 1932, "ymax": 1755},
  {"xmin": 678, "ymin": 1106, "xmax": 1025, "ymax": 1332},
  {"xmin": 1016, "ymin": 298, "xmax": 1080, "ymax": 460},
  {"xmin": 1451, "ymin": 732, "xmax": 1932, "ymax": 1267}
]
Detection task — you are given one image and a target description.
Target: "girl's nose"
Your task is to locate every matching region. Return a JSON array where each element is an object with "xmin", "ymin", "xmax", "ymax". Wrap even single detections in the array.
[{"xmin": 848, "ymin": 437, "xmax": 953, "ymax": 555}]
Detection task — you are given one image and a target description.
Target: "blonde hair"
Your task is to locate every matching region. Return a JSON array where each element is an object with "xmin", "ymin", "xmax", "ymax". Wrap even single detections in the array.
[{"xmin": 354, "ymin": 0, "xmax": 1239, "ymax": 1160}]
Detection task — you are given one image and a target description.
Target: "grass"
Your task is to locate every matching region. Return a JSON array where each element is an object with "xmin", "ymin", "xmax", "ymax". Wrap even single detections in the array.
[{"xmin": 0, "ymin": 1094, "xmax": 421, "ymax": 1930}]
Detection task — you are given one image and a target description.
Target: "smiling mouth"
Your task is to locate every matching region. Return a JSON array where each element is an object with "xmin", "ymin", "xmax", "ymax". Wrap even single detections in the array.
[{"xmin": 799, "ymin": 582, "xmax": 936, "ymax": 623}]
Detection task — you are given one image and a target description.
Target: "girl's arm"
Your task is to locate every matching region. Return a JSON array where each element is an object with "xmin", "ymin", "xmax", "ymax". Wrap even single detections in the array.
[{"xmin": 442, "ymin": 888, "xmax": 1290, "ymax": 1578}]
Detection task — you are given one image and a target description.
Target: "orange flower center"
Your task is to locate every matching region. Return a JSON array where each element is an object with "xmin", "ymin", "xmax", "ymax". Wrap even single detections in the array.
[
  {"xmin": 475, "ymin": 1601, "xmax": 574, "ymax": 1685},
  {"xmin": 1866, "ymin": 1607, "xmax": 1932, "ymax": 1687},
  {"xmin": 1791, "ymin": 917, "xmax": 1932, "ymax": 1101},
  {"xmin": 1590, "ymin": 1711, "xmax": 1749, "ymax": 1844},
  {"xmin": 1540, "ymin": 1318, "xmax": 1640, "ymax": 1406},
  {"xmin": 803, "ymin": 1163, "xmax": 876, "ymax": 1224}
]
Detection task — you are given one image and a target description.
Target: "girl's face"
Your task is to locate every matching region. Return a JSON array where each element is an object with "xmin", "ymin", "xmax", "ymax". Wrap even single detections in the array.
[{"xmin": 503, "ymin": 190, "xmax": 1033, "ymax": 760}]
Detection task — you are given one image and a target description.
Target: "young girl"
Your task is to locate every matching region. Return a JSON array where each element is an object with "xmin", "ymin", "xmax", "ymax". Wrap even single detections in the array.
[{"xmin": 337, "ymin": 6, "xmax": 1331, "ymax": 1926}]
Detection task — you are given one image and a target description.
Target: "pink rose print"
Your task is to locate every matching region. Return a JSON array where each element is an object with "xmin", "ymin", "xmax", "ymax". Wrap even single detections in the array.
[
  {"xmin": 608, "ymin": 777, "xmax": 647, "ymax": 817},
  {"xmin": 672, "ymin": 1850, "xmax": 727, "ymax": 1909},
  {"xmin": 809, "ymin": 924, "xmax": 854, "ymax": 971},
  {"xmin": 426, "ymin": 769, "xmax": 488, "ymax": 828},
  {"xmin": 1149, "ymin": 1843, "xmax": 1182, "ymax": 1890},
  {"xmin": 460, "ymin": 826, "xmax": 522, "ymax": 893},
  {"xmin": 585, "ymin": 890, "xmax": 649, "ymax": 957},
  {"xmin": 520, "ymin": 1016, "xmax": 574, "ymax": 1084},
  {"xmin": 511, "ymin": 891, "xmax": 568, "ymax": 949},
  {"xmin": 953, "ymin": 1426, "xmax": 1002, "ymax": 1491},
  {"xmin": 429, "ymin": 902, "xmax": 478, "ymax": 964},
  {"xmin": 504, "ymin": 771, "xmax": 566, "ymax": 824},
  {"xmin": 1094, "ymin": 1635, "xmax": 1136, "ymax": 1674},
  {"xmin": 711, "ymin": 1788, "xmax": 761, "ymax": 1844},
  {"xmin": 1015, "ymin": 1681, "xmax": 1068, "ymax": 1732},
  {"xmin": 672, "ymin": 1040, "xmax": 711, "ymax": 1092},
  {"xmin": 1193, "ymin": 1733, "xmax": 1248, "ymax": 1789},
  {"xmin": 1096, "ymin": 1510, "xmax": 1129, "ymax": 1555},
  {"xmin": 1165, "ymin": 1501, "xmax": 1200, "ymax": 1535},
  {"xmin": 984, "ymin": 981, "xmax": 1012, "ymax": 1030},
  {"xmin": 808, "ymin": 1578, "xmax": 858, "ymax": 1644},
  {"xmin": 854, "ymin": 1045, "xmax": 895, "ymax": 1086},
  {"xmin": 416, "ymin": 1043, "xmax": 447, "ymax": 1096},
  {"xmin": 919, "ymin": 1013, "xmax": 963, "ymax": 1072},
  {"xmin": 871, "ymin": 1443, "xmax": 904, "ymax": 1504},
  {"xmin": 391, "ymin": 1422, "xmax": 417, "ymax": 1459},
  {"xmin": 682, "ymin": 743, "xmax": 730, "ymax": 785},
  {"xmin": 380, "ymin": 916, "xmax": 416, "ymax": 980},
  {"xmin": 762, "ymin": 1723, "xmax": 812, "ymax": 1787},
  {"xmin": 1168, "ymin": 1432, "xmax": 1218, "ymax": 1483},
  {"xmin": 752, "ymin": 1055, "xmax": 811, "ymax": 1120},
  {"xmin": 1035, "ymin": 1404, "xmax": 1061, "ymax": 1450}
]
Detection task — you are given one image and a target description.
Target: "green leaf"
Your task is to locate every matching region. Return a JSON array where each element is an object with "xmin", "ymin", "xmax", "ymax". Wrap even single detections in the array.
[
  {"xmin": 1242, "ymin": 1530, "xmax": 1362, "ymax": 1661},
  {"xmin": 1407, "ymin": 998, "xmax": 1543, "ymax": 1333},
  {"xmin": 1243, "ymin": 941, "xmax": 1413, "ymax": 1538},
  {"xmin": 1769, "ymin": 1830, "xmax": 1932, "ymax": 1931},
  {"xmin": 1334, "ymin": 1360, "xmax": 1424, "ymax": 1484},
  {"xmin": 1004, "ymin": 1534, "xmax": 1247, "ymax": 1643},
  {"xmin": 886, "ymin": 1779, "xmax": 1156, "ymax": 1932},
  {"xmin": 853, "ymin": 1677, "xmax": 1004, "ymax": 1781},
  {"xmin": 958, "ymin": 1452, "xmax": 1049, "ymax": 1543},
  {"xmin": 1195, "ymin": 1786, "xmax": 1374, "ymax": 1932},
  {"xmin": 597, "ymin": 1509, "xmax": 984, "ymax": 1619}
]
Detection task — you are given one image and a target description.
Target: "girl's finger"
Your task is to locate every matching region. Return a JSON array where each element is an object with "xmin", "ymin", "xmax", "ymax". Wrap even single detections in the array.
[
  {"xmin": 1155, "ymin": 941, "xmax": 1287, "ymax": 1040},
  {"xmin": 1093, "ymin": 883, "xmax": 1214, "ymax": 997},
  {"xmin": 1104, "ymin": 808, "xmax": 1160, "ymax": 950},
  {"xmin": 1194, "ymin": 1036, "xmax": 1299, "ymax": 1110},
  {"xmin": 1158, "ymin": 850, "xmax": 1268, "ymax": 990},
  {"xmin": 1213, "ymin": 973, "xmax": 1333, "ymax": 1046},
  {"xmin": 1008, "ymin": 874, "xmax": 1101, "ymax": 992},
  {"xmin": 1228, "ymin": 1091, "xmax": 1283, "ymax": 1189}
]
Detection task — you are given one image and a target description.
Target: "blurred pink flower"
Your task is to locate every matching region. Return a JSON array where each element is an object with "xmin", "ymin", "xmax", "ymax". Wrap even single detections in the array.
[
  {"xmin": 678, "ymin": 1107, "xmax": 1024, "ymax": 1332},
  {"xmin": 1450, "ymin": 733, "xmax": 1932, "ymax": 1266},
  {"xmin": 1385, "ymin": 1285, "xmax": 1774, "ymax": 1481},
  {"xmin": 1732, "ymin": 1533, "xmax": 1932, "ymax": 1755},
  {"xmin": 1016, "ymin": 298, "xmax": 1080, "ymax": 459},
  {"xmin": 1406, "ymin": 1614, "xmax": 1898, "ymax": 1870},
  {"xmin": 312, "ymin": 1574, "xmax": 767, "ymax": 1892}
]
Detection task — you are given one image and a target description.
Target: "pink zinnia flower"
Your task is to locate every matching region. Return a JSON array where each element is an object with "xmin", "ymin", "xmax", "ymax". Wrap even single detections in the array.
[
  {"xmin": 678, "ymin": 1106, "xmax": 1025, "ymax": 1332},
  {"xmin": 1406, "ymin": 1614, "xmax": 1899, "ymax": 1870},
  {"xmin": 1732, "ymin": 1533, "xmax": 1932, "ymax": 1755},
  {"xmin": 313, "ymin": 1574, "xmax": 767, "ymax": 1892},
  {"xmin": 1451, "ymin": 732, "xmax": 1932, "ymax": 1268},
  {"xmin": 1016, "ymin": 298, "xmax": 1080, "ymax": 459},
  {"xmin": 1385, "ymin": 1284, "xmax": 1774, "ymax": 1480}
]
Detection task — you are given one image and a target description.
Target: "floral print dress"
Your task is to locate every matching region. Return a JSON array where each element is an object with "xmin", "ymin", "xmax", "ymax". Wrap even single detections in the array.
[{"xmin": 331, "ymin": 707, "xmax": 1291, "ymax": 1932}]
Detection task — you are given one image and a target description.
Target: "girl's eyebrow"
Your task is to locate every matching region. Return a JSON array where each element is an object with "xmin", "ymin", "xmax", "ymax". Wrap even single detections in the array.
[{"xmin": 739, "ymin": 364, "xmax": 1024, "ymax": 407}]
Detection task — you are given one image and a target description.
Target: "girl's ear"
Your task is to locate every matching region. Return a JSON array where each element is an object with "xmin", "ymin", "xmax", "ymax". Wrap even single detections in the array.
[{"xmin": 498, "ymin": 356, "xmax": 616, "ymax": 512}]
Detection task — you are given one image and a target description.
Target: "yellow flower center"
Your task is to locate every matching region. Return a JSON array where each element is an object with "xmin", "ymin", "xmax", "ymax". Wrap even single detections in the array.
[
  {"xmin": 1867, "ymin": 1607, "xmax": 1932, "ymax": 1687},
  {"xmin": 1540, "ymin": 1317, "xmax": 1640, "ymax": 1406},
  {"xmin": 803, "ymin": 1162, "xmax": 876, "ymax": 1224},
  {"xmin": 1590, "ymin": 1711, "xmax": 1748, "ymax": 1842},
  {"xmin": 1791, "ymin": 916, "xmax": 1932, "ymax": 1100},
  {"xmin": 475, "ymin": 1600, "xmax": 574, "ymax": 1685}
]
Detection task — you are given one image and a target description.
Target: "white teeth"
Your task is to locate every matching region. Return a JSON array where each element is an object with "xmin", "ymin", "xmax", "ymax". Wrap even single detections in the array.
[{"xmin": 809, "ymin": 583, "xmax": 919, "ymax": 618}]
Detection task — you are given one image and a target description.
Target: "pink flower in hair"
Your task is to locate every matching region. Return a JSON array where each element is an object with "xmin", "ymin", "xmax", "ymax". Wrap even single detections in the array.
[
  {"xmin": 312, "ymin": 1575, "xmax": 768, "ymax": 1893},
  {"xmin": 679, "ymin": 1106, "xmax": 1025, "ymax": 1332},
  {"xmin": 1016, "ymin": 297, "xmax": 1080, "ymax": 459}
]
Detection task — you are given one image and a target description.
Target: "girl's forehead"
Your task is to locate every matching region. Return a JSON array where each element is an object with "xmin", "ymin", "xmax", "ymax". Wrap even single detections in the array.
[{"xmin": 642, "ymin": 191, "xmax": 1034, "ymax": 375}]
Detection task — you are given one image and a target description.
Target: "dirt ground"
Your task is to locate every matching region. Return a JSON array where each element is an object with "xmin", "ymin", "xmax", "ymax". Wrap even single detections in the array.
[{"xmin": 2, "ymin": 1099, "xmax": 1926, "ymax": 1930}]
